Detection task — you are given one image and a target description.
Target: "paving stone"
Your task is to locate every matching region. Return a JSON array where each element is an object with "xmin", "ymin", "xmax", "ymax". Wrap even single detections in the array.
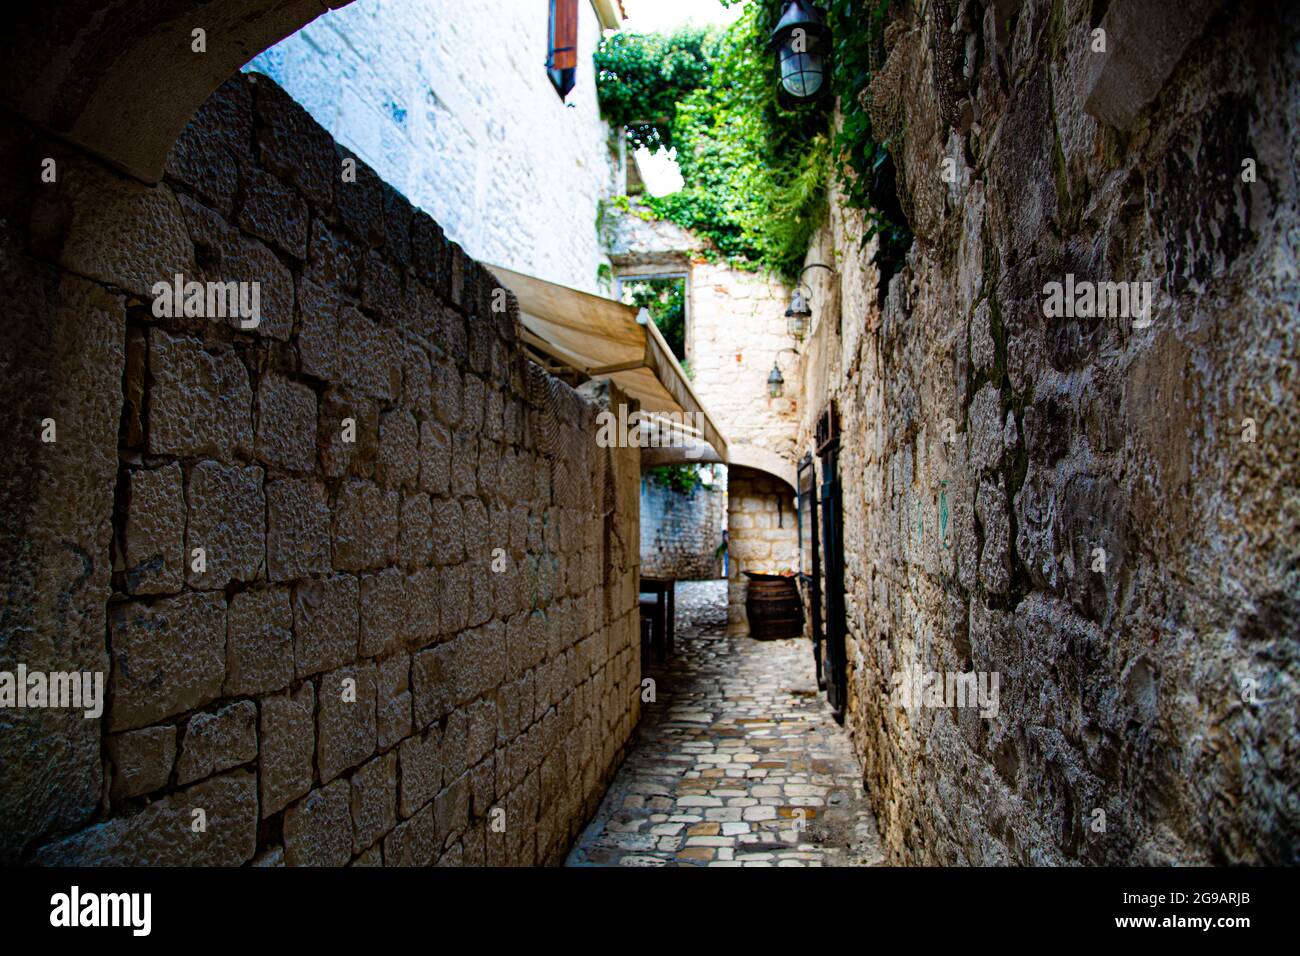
[{"xmin": 565, "ymin": 582, "xmax": 884, "ymax": 868}]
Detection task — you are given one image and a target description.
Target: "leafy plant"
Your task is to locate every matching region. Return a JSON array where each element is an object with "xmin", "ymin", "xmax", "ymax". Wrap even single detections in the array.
[
  {"xmin": 593, "ymin": 1, "xmax": 911, "ymax": 285},
  {"xmin": 647, "ymin": 464, "xmax": 707, "ymax": 495},
  {"xmin": 623, "ymin": 277, "xmax": 687, "ymax": 359}
]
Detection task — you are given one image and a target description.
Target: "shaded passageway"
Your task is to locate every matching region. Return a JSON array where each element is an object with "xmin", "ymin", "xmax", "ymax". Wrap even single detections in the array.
[{"xmin": 567, "ymin": 581, "xmax": 884, "ymax": 867}]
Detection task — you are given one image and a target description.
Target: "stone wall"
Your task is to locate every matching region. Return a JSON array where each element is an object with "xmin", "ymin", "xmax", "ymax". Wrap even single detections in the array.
[
  {"xmin": 639, "ymin": 473, "xmax": 726, "ymax": 581},
  {"xmin": 0, "ymin": 73, "xmax": 641, "ymax": 866},
  {"xmin": 726, "ymin": 471, "xmax": 800, "ymax": 633},
  {"xmin": 796, "ymin": 0, "xmax": 1299, "ymax": 864},
  {"xmin": 246, "ymin": 0, "xmax": 621, "ymax": 293}
]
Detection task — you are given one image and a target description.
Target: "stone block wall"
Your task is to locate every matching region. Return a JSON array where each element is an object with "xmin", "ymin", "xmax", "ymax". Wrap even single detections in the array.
[
  {"xmin": 726, "ymin": 471, "xmax": 799, "ymax": 632},
  {"xmin": 0, "ymin": 72, "xmax": 641, "ymax": 866},
  {"xmin": 796, "ymin": 0, "xmax": 1298, "ymax": 863},
  {"xmin": 639, "ymin": 474, "xmax": 726, "ymax": 581}
]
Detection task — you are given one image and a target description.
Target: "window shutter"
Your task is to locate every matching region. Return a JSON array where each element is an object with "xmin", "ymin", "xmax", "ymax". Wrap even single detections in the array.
[{"xmin": 547, "ymin": 0, "xmax": 578, "ymax": 98}]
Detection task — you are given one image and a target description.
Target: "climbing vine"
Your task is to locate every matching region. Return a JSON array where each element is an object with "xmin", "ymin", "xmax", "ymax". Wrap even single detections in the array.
[
  {"xmin": 594, "ymin": 1, "xmax": 911, "ymax": 285},
  {"xmin": 646, "ymin": 464, "xmax": 707, "ymax": 495}
]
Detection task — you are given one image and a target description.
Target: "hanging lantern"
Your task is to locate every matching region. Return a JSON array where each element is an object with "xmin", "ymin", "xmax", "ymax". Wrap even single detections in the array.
[
  {"xmin": 785, "ymin": 287, "xmax": 812, "ymax": 341},
  {"xmin": 769, "ymin": 1, "xmax": 830, "ymax": 103},
  {"xmin": 768, "ymin": 361, "xmax": 786, "ymax": 399}
]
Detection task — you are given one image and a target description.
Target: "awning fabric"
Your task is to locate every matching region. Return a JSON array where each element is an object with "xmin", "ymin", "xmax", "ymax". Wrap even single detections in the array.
[{"xmin": 487, "ymin": 264, "xmax": 729, "ymax": 461}]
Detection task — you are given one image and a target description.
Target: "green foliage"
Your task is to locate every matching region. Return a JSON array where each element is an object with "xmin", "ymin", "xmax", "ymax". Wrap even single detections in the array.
[
  {"xmin": 823, "ymin": 0, "xmax": 912, "ymax": 288},
  {"xmin": 623, "ymin": 277, "xmax": 687, "ymax": 359},
  {"xmin": 594, "ymin": 28, "xmax": 721, "ymax": 153},
  {"xmin": 646, "ymin": 464, "xmax": 706, "ymax": 495},
  {"xmin": 594, "ymin": 1, "xmax": 911, "ymax": 285}
]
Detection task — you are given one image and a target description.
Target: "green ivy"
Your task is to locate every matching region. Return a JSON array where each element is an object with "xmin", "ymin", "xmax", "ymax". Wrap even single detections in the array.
[
  {"xmin": 623, "ymin": 277, "xmax": 687, "ymax": 359},
  {"xmin": 595, "ymin": 1, "xmax": 911, "ymax": 286},
  {"xmin": 594, "ymin": 28, "xmax": 722, "ymax": 153},
  {"xmin": 646, "ymin": 464, "xmax": 706, "ymax": 495}
]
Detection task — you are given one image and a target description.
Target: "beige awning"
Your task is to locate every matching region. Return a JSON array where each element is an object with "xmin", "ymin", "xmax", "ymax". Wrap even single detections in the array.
[{"xmin": 486, "ymin": 264, "xmax": 729, "ymax": 461}]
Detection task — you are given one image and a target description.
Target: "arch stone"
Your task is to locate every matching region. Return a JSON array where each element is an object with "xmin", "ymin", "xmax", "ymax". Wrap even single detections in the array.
[
  {"xmin": 0, "ymin": 0, "xmax": 353, "ymax": 182},
  {"xmin": 725, "ymin": 443, "xmax": 797, "ymax": 492}
]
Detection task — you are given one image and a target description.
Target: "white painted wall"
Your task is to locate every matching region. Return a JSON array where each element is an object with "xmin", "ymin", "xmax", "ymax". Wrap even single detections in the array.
[{"xmin": 247, "ymin": 0, "xmax": 620, "ymax": 293}]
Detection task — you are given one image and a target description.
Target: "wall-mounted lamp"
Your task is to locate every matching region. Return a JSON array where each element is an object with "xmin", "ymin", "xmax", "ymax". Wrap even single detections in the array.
[
  {"xmin": 768, "ymin": 348, "xmax": 802, "ymax": 399},
  {"xmin": 784, "ymin": 263, "xmax": 838, "ymax": 342},
  {"xmin": 768, "ymin": 1, "xmax": 831, "ymax": 104}
]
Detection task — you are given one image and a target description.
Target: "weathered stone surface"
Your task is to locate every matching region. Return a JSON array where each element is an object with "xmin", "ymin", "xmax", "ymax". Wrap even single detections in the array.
[
  {"xmin": 108, "ymin": 725, "xmax": 176, "ymax": 799},
  {"xmin": 260, "ymin": 683, "xmax": 315, "ymax": 817},
  {"xmin": 359, "ymin": 567, "xmax": 407, "ymax": 658},
  {"xmin": 338, "ymin": 305, "xmax": 399, "ymax": 400},
  {"xmin": 225, "ymin": 587, "xmax": 294, "ymax": 696},
  {"xmin": 399, "ymin": 726, "xmax": 442, "ymax": 818},
  {"xmin": 252, "ymin": 72, "xmax": 336, "ymax": 209},
  {"xmin": 419, "ymin": 419, "xmax": 452, "ymax": 496},
  {"xmin": 109, "ymin": 592, "xmax": 226, "ymax": 732},
  {"xmin": 267, "ymin": 478, "xmax": 331, "ymax": 581},
  {"xmin": 123, "ymin": 462, "xmax": 185, "ymax": 594},
  {"xmin": 411, "ymin": 644, "xmax": 453, "ymax": 730},
  {"xmin": 164, "ymin": 76, "xmax": 252, "ymax": 216},
  {"xmin": 293, "ymin": 574, "xmax": 359, "ymax": 677},
  {"xmin": 377, "ymin": 653, "xmax": 412, "ymax": 750},
  {"xmin": 178, "ymin": 194, "xmax": 294, "ymax": 340},
  {"xmin": 383, "ymin": 802, "xmax": 437, "ymax": 866},
  {"xmin": 177, "ymin": 700, "xmax": 258, "ymax": 784},
  {"xmin": 332, "ymin": 479, "xmax": 399, "ymax": 571},
  {"xmin": 186, "ymin": 460, "xmax": 265, "ymax": 588},
  {"xmin": 429, "ymin": 498, "xmax": 464, "ymax": 567},
  {"xmin": 238, "ymin": 167, "xmax": 308, "ymax": 258},
  {"xmin": 297, "ymin": 277, "xmax": 340, "ymax": 380},
  {"xmin": 283, "ymin": 779, "xmax": 352, "ymax": 867},
  {"xmin": 405, "ymin": 566, "xmax": 441, "ymax": 647},
  {"xmin": 33, "ymin": 155, "xmax": 195, "ymax": 299},
  {"xmin": 350, "ymin": 751, "xmax": 397, "ymax": 854},
  {"xmin": 35, "ymin": 771, "xmax": 258, "ymax": 866},
  {"xmin": 149, "ymin": 330, "xmax": 253, "ymax": 460},
  {"xmin": 399, "ymin": 493, "xmax": 434, "ymax": 570},
  {"xmin": 256, "ymin": 371, "xmax": 317, "ymax": 472},
  {"xmin": 377, "ymin": 408, "xmax": 419, "ymax": 490},
  {"xmin": 317, "ymin": 662, "xmax": 377, "ymax": 783},
  {"xmin": 319, "ymin": 387, "xmax": 379, "ymax": 479}
]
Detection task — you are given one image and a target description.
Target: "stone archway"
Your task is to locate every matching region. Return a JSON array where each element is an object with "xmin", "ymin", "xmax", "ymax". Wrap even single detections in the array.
[{"xmin": 0, "ymin": 0, "xmax": 353, "ymax": 181}]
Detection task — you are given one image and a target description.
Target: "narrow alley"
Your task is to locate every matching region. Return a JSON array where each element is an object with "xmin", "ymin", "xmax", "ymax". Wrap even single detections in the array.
[{"xmin": 568, "ymin": 582, "xmax": 884, "ymax": 867}]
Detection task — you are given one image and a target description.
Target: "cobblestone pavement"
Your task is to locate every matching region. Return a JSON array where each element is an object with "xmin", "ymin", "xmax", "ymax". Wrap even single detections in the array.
[{"xmin": 566, "ymin": 581, "xmax": 885, "ymax": 867}]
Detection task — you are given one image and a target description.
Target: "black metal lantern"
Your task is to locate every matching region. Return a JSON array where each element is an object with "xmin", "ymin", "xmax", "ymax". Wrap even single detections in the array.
[
  {"xmin": 769, "ymin": 1, "xmax": 830, "ymax": 103},
  {"xmin": 768, "ymin": 348, "xmax": 801, "ymax": 400},
  {"xmin": 768, "ymin": 362, "xmax": 786, "ymax": 399},
  {"xmin": 785, "ymin": 287, "xmax": 812, "ymax": 341},
  {"xmin": 785, "ymin": 263, "xmax": 838, "ymax": 341}
]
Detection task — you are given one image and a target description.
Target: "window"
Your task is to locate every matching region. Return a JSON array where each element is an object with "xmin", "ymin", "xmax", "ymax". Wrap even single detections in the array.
[
  {"xmin": 547, "ymin": 0, "xmax": 578, "ymax": 99},
  {"xmin": 616, "ymin": 274, "xmax": 689, "ymax": 361}
]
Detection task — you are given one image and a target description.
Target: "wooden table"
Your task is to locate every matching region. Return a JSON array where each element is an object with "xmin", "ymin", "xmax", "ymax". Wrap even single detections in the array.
[{"xmin": 639, "ymin": 577, "xmax": 676, "ymax": 659}]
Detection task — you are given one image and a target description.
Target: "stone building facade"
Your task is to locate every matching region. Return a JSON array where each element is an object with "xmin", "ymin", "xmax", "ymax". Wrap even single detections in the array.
[
  {"xmin": 639, "ymin": 473, "xmax": 726, "ymax": 581},
  {"xmin": 792, "ymin": 0, "xmax": 1299, "ymax": 864},
  {"xmin": 0, "ymin": 73, "xmax": 641, "ymax": 866},
  {"xmin": 247, "ymin": 0, "xmax": 624, "ymax": 293}
]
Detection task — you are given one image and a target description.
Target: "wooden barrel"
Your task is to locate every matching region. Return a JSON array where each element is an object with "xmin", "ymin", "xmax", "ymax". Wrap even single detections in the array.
[{"xmin": 744, "ymin": 572, "xmax": 804, "ymax": 639}]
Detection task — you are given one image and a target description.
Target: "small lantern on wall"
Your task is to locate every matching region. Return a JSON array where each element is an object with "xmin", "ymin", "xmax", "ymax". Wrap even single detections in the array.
[
  {"xmin": 784, "ymin": 262, "xmax": 837, "ymax": 342},
  {"xmin": 768, "ymin": 362, "xmax": 785, "ymax": 399},
  {"xmin": 768, "ymin": 348, "xmax": 801, "ymax": 400},
  {"xmin": 769, "ymin": 1, "xmax": 831, "ymax": 103},
  {"xmin": 785, "ymin": 288, "xmax": 812, "ymax": 341}
]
